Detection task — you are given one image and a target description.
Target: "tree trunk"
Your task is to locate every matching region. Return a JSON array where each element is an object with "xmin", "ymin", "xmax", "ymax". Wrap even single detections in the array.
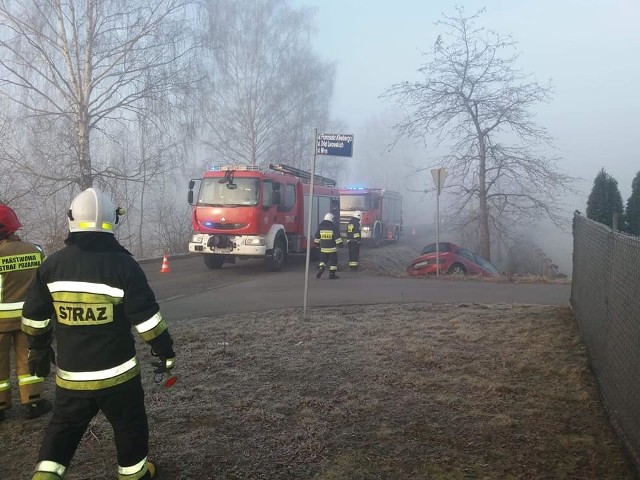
[
  {"xmin": 139, "ymin": 118, "xmax": 147, "ymax": 256},
  {"xmin": 478, "ymin": 136, "xmax": 491, "ymax": 260},
  {"xmin": 77, "ymin": 105, "xmax": 92, "ymax": 189}
]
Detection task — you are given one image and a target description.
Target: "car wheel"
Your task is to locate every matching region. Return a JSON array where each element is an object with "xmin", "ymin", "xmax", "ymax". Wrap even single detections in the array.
[{"xmin": 448, "ymin": 263, "xmax": 466, "ymax": 275}]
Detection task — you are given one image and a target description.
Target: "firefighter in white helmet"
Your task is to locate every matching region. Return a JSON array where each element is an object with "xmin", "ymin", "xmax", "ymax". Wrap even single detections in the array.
[
  {"xmin": 22, "ymin": 188, "xmax": 175, "ymax": 480},
  {"xmin": 314, "ymin": 212, "xmax": 343, "ymax": 279},
  {"xmin": 0, "ymin": 205, "xmax": 52, "ymax": 422},
  {"xmin": 346, "ymin": 210, "xmax": 363, "ymax": 271}
]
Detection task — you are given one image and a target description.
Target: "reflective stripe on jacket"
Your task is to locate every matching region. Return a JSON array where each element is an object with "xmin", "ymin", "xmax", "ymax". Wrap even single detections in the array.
[
  {"xmin": 346, "ymin": 218, "xmax": 361, "ymax": 243},
  {"xmin": 0, "ymin": 238, "xmax": 44, "ymax": 333},
  {"xmin": 21, "ymin": 237, "xmax": 171, "ymax": 394},
  {"xmin": 314, "ymin": 219, "xmax": 343, "ymax": 253}
]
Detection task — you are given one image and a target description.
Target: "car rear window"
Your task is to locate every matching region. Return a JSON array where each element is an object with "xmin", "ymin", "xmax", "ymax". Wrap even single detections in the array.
[{"xmin": 421, "ymin": 242, "xmax": 452, "ymax": 254}]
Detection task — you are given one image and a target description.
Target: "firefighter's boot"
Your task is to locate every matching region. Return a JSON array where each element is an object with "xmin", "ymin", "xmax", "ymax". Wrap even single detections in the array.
[
  {"xmin": 146, "ymin": 461, "xmax": 157, "ymax": 479},
  {"xmin": 23, "ymin": 399, "xmax": 52, "ymax": 419},
  {"xmin": 329, "ymin": 272, "xmax": 339, "ymax": 280},
  {"xmin": 316, "ymin": 267, "xmax": 324, "ymax": 279},
  {"xmin": 0, "ymin": 409, "xmax": 6, "ymax": 422}
]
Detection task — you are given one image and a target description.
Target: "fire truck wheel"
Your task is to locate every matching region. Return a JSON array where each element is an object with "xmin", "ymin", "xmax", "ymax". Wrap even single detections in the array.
[
  {"xmin": 372, "ymin": 225, "xmax": 383, "ymax": 248},
  {"xmin": 266, "ymin": 237, "xmax": 287, "ymax": 272},
  {"xmin": 204, "ymin": 253, "xmax": 225, "ymax": 269}
]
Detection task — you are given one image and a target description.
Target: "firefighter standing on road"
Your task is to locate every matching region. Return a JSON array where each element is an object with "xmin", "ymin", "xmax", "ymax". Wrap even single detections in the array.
[
  {"xmin": 314, "ymin": 213, "xmax": 343, "ymax": 279},
  {"xmin": 21, "ymin": 188, "xmax": 175, "ymax": 480},
  {"xmin": 346, "ymin": 210, "xmax": 362, "ymax": 271},
  {"xmin": 0, "ymin": 205, "xmax": 52, "ymax": 422}
]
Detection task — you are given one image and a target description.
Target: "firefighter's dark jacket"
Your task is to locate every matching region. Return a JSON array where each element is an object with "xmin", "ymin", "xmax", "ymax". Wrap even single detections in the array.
[
  {"xmin": 21, "ymin": 232, "xmax": 174, "ymax": 395},
  {"xmin": 314, "ymin": 219, "xmax": 343, "ymax": 253},
  {"xmin": 346, "ymin": 218, "xmax": 361, "ymax": 243}
]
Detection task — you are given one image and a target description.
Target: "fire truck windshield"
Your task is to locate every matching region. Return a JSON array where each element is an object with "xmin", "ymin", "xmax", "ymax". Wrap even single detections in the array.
[
  {"xmin": 198, "ymin": 177, "xmax": 259, "ymax": 206},
  {"xmin": 340, "ymin": 194, "xmax": 369, "ymax": 210}
]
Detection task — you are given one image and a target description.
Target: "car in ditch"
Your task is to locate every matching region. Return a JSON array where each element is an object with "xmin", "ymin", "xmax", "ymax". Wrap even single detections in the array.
[{"xmin": 406, "ymin": 242, "xmax": 502, "ymax": 278}]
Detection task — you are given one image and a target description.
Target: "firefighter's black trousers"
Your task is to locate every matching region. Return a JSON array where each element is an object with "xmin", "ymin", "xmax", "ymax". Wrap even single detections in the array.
[
  {"xmin": 319, "ymin": 251, "xmax": 338, "ymax": 274},
  {"xmin": 37, "ymin": 375, "xmax": 150, "ymax": 478},
  {"xmin": 347, "ymin": 240, "xmax": 360, "ymax": 269}
]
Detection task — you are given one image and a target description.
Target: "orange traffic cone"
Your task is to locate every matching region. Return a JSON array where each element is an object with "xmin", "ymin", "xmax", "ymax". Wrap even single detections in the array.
[{"xmin": 160, "ymin": 254, "xmax": 170, "ymax": 273}]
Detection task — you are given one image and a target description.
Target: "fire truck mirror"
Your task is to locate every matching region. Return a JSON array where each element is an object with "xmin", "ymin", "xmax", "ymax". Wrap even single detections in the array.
[{"xmin": 187, "ymin": 190, "xmax": 194, "ymax": 205}]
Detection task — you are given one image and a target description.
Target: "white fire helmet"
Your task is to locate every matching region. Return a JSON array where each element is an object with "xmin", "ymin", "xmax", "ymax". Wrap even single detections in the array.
[
  {"xmin": 324, "ymin": 213, "xmax": 334, "ymax": 222},
  {"xmin": 354, "ymin": 210, "xmax": 363, "ymax": 219},
  {"xmin": 67, "ymin": 188, "xmax": 125, "ymax": 234}
]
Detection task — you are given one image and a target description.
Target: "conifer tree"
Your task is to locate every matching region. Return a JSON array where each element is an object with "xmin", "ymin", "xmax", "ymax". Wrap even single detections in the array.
[
  {"xmin": 625, "ymin": 171, "xmax": 640, "ymax": 235},
  {"xmin": 586, "ymin": 168, "xmax": 624, "ymax": 228}
]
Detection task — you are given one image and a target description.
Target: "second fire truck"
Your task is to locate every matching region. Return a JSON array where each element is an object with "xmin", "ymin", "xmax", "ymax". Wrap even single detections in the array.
[{"xmin": 339, "ymin": 187, "xmax": 403, "ymax": 247}]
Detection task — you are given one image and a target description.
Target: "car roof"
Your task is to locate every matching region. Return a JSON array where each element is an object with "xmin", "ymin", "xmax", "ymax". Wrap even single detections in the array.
[{"xmin": 420, "ymin": 242, "xmax": 459, "ymax": 253}]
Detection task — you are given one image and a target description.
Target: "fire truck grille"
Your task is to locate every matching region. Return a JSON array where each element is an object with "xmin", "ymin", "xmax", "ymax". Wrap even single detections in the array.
[
  {"xmin": 202, "ymin": 223, "xmax": 248, "ymax": 230},
  {"xmin": 207, "ymin": 235, "xmax": 232, "ymax": 248}
]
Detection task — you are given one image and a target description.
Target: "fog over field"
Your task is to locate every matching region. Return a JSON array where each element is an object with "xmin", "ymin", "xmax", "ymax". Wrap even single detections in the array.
[
  {"xmin": 0, "ymin": 1, "xmax": 635, "ymax": 272},
  {"xmin": 296, "ymin": 0, "xmax": 639, "ymax": 274}
]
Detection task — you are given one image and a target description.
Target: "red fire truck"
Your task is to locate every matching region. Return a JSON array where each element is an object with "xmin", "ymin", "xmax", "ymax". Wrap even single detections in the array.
[
  {"xmin": 339, "ymin": 187, "xmax": 403, "ymax": 247},
  {"xmin": 188, "ymin": 163, "xmax": 340, "ymax": 270}
]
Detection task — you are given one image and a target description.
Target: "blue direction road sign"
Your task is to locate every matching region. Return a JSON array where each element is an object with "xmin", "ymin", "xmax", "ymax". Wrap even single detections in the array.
[{"xmin": 316, "ymin": 133, "xmax": 354, "ymax": 157}]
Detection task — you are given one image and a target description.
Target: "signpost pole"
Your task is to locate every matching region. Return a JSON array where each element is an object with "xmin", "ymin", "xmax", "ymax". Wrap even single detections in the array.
[
  {"xmin": 303, "ymin": 131, "xmax": 353, "ymax": 320},
  {"xmin": 303, "ymin": 128, "xmax": 318, "ymax": 320},
  {"xmin": 436, "ymin": 188, "xmax": 440, "ymax": 277}
]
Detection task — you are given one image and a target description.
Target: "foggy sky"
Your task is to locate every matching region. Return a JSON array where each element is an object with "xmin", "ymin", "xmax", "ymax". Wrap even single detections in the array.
[
  {"xmin": 294, "ymin": 0, "xmax": 639, "ymax": 273},
  {"xmin": 295, "ymin": 0, "xmax": 640, "ymax": 204}
]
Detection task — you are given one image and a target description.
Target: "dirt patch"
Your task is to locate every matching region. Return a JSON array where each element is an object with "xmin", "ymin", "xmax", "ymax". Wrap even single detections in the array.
[
  {"xmin": 2, "ymin": 303, "xmax": 634, "ymax": 479},
  {"xmin": 354, "ymin": 241, "xmax": 420, "ymax": 278}
]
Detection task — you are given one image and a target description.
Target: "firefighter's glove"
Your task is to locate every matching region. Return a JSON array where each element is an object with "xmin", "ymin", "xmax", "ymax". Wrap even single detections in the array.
[
  {"xmin": 28, "ymin": 346, "xmax": 56, "ymax": 378},
  {"xmin": 151, "ymin": 348, "xmax": 176, "ymax": 375}
]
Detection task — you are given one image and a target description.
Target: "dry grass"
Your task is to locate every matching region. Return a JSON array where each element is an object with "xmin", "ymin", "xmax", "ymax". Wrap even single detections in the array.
[
  {"xmin": 357, "ymin": 243, "xmax": 419, "ymax": 278},
  {"xmin": 2, "ymin": 303, "xmax": 635, "ymax": 479}
]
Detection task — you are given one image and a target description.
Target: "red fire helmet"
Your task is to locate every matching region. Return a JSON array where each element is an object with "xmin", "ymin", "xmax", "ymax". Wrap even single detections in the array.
[{"xmin": 0, "ymin": 205, "xmax": 22, "ymax": 239}]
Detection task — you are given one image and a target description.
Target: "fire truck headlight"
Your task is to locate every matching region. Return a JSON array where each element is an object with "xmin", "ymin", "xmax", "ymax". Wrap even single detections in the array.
[
  {"xmin": 361, "ymin": 226, "xmax": 371, "ymax": 233},
  {"xmin": 191, "ymin": 234, "xmax": 204, "ymax": 243},
  {"xmin": 245, "ymin": 237, "xmax": 266, "ymax": 246}
]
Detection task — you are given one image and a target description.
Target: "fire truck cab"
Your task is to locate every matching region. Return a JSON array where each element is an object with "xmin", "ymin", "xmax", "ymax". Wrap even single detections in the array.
[
  {"xmin": 188, "ymin": 164, "xmax": 340, "ymax": 271},
  {"xmin": 339, "ymin": 187, "xmax": 403, "ymax": 247}
]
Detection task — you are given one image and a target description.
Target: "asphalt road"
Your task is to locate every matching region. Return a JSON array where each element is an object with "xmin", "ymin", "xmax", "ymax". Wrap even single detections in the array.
[{"xmin": 141, "ymin": 254, "xmax": 572, "ymax": 320}]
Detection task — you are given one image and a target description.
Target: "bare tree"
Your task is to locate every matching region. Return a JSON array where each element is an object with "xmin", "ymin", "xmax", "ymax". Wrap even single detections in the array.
[
  {"xmin": 0, "ymin": 0, "xmax": 197, "ymax": 190},
  {"xmin": 200, "ymin": 0, "xmax": 334, "ymax": 170},
  {"xmin": 381, "ymin": 7, "xmax": 576, "ymax": 260}
]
